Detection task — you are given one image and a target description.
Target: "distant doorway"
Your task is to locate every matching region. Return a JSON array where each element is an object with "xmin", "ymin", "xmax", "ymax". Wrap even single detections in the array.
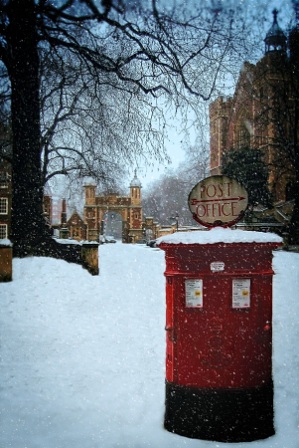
[{"xmin": 102, "ymin": 211, "xmax": 123, "ymax": 240}]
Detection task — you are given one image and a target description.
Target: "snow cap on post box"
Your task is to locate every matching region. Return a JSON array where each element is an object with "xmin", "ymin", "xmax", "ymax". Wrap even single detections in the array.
[
  {"xmin": 188, "ymin": 175, "xmax": 248, "ymax": 228},
  {"xmin": 156, "ymin": 226, "xmax": 283, "ymax": 246}
]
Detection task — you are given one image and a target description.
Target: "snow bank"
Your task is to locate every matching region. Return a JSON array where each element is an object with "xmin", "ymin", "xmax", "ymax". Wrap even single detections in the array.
[{"xmin": 1, "ymin": 243, "xmax": 298, "ymax": 448}]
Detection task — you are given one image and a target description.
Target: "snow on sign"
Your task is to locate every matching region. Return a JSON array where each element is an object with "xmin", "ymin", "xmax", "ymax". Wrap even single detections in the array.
[
  {"xmin": 232, "ymin": 278, "xmax": 251, "ymax": 309},
  {"xmin": 188, "ymin": 175, "xmax": 248, "ymax": 227},
  {"xmin": 185, "ymin": 279, "xmax": 203, "ymax": 308}
]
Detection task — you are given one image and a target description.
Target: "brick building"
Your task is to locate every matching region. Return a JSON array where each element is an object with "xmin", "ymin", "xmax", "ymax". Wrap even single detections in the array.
[
  {"xmin": 0, "ymin": 160, "xmax": 12, "ymax": 240},
  {"xmin": 209, "ymin": 9, "xmax": 298, "ymax": 208},
  {"xmin": 65, "ymin": 210, "xmax": 87, "ymax": 241},
  {"xmin": 0, "ymin": 158, "xmax": 54, "ymax": 241},
  {"xmin": 84, "ymin": 171, "xmax": 144, "ymax": 242}
]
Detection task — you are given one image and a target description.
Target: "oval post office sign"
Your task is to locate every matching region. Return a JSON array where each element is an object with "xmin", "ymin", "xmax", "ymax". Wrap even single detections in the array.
[{"xmin": 188, "ymin": 175, "xmax": 248, "ymax": 228}]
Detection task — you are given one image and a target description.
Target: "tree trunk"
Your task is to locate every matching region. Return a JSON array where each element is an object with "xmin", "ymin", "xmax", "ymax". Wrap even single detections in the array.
[
  {"xmin": 287, "ymin": 177, "xmax": 299, "ymax": 245},
  {"xmin": 289, "ymin": 72, "xmax": 299, "ymax": 245},
  {"xmin": 286, "ymin": 89, "xmax": 299, "ymax": 245},
  {"xmin": 7, "ymin": 0, "xmax": 50, "ymax": 256}
]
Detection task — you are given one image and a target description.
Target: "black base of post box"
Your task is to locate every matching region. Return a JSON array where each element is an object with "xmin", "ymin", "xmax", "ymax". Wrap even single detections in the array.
[{"xmin": 164, "ymin": 380, "xmax": 275, "ymax": 443}]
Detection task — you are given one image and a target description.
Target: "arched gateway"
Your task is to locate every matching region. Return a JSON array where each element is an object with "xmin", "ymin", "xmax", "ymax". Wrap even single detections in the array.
[{"xmin": 83, "ymin": 172, "xmax": 143, "ymax": 243}]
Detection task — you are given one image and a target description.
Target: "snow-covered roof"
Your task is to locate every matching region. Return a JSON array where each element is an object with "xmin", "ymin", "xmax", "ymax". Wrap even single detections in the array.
[{"xmin": 156, "ymin": 227, "xmax": 283, "ymax": 245}]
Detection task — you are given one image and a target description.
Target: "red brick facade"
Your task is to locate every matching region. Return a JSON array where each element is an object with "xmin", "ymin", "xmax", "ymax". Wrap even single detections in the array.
[
  {"xmin": 209, "ymin": 11, "xmax": 297, "ymax": 204},
  {"xmin": 84, "ymin": 172, "xmax": 143, "ymax": 242},
  {"xmin": 0, "ymin": 160, "xmax": 12, "ymax": 240}
]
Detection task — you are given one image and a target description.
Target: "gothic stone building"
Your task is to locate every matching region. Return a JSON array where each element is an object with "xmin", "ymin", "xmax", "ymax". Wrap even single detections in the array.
[{"xmin": 210, "ymin": 9, "xmax": 298, "ymax": 211}]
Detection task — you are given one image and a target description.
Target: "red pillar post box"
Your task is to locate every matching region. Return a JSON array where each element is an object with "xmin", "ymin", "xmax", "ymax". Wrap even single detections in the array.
[{"xmin": 158, "ymin": 227, "xmax": 282, "ymax": 443}]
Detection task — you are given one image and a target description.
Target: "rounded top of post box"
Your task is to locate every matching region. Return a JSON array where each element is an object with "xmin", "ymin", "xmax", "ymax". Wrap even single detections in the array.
[{"xmin": 156, "ymin": 227, "xmax": 283, "ymax": 246}]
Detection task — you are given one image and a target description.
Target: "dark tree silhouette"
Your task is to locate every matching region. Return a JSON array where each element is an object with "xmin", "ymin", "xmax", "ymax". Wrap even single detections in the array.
[{"xmin": 222, "ymin": 146, "xmax": 272, "ymax": 211}]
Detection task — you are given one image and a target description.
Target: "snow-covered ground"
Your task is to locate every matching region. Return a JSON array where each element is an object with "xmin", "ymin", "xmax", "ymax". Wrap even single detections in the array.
[{"xmin": 1, "ymin": 237, "xmax": 299, "ymax": 448}]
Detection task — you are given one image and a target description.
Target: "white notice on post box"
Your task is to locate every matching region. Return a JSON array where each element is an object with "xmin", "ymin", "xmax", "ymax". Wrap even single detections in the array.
[
  {"xmin": 232, "ymin": 278, "xmax": 251, "ymax": 308},
  {"xmin": 185, "ymin": 279, "xmax": 203, "ymax": 308},
  {"xmin": 210, "ymin": 261, "xmax": 225, "ymax": 272}
]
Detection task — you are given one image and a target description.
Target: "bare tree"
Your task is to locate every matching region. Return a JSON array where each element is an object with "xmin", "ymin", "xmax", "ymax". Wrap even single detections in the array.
[
  {"xmin": 143, "ymin": 143, "xmax": 209, "ymax": 226},
  {"xmin": 0, "ymin": 0, "xmax": 265, "ymax": 256},
  {"xmin": 39, "ymin": 46, "xmax": 167, "ymax": 189}
]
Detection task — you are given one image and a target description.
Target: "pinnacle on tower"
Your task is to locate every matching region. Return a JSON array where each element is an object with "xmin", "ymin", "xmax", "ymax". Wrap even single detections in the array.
[{"xmin": 264, "ymin": 9, "xmax": 287, "ymax": 54}]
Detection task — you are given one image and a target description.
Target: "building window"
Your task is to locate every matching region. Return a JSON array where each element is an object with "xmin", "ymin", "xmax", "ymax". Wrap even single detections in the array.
[
  {"xmin": 0, "ymin": 198, "xmax": 8, "ymax": 214},
  {"xmin": 0, "ymin": 171, "xmax": 10, "ymax": 189},
  {"xmin": 86, "ymin": 187, "xmax": 95, "ymax": 199},
  {"xmin": 237, "ymin": 122, "xmax": 250, "ymax": 149},
  {"xmin": 0, "ymin": 224, "xmax": 7, "ymax": 239},
  {"xmin": 0, "ymin": 174, "xmax": 8, "ymax": 188}
]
